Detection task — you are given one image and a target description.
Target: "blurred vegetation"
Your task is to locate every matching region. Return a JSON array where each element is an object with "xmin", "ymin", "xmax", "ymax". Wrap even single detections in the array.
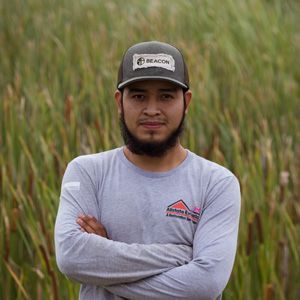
[{"xmin": 0, "ymin": 0, "xmax": 299, "ymax": 299}]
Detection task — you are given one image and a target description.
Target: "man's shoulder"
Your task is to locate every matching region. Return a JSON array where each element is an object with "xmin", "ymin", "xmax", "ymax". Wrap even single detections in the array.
[
  {"xmin": 188, "ymin": 150, "xmax": 240, "ymax": 204},
  {"xmin": 68, "ymin": 147, "xmax": 121, "ymax": 170},
  {"xmin": 188, "ymin": 150, "xmax": 236, "ymax": 182}
]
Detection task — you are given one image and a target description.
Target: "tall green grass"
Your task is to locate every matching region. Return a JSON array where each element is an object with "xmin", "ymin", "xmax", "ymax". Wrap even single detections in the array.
[{"xmin": 0, "ymin": 0, "xmax": 299, "ymax": 299}]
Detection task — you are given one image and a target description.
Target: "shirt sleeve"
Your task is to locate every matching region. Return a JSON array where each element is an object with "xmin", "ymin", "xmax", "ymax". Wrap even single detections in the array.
[
  {"xmin": 105, "ymin": 175, "xmax": 241, "ymax": 300},
  {"xmin": 54, "ymin": 159, "xmax": 193, "ymax": 286}
]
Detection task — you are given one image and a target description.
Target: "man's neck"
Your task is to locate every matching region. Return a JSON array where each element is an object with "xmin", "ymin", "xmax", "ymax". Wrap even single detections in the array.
[{"xmin": 123, "ymin": 144, "xmax": 187, "ymax": 172}]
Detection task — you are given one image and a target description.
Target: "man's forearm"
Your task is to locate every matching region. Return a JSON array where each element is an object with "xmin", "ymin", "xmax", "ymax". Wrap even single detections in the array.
[
  {"xmin": 105, "ymin": 261, "xmax": 220, "ymax": 300},
  {"xmin": 55, "ymin": 226, "xmax": 192, "ymax": 286}
]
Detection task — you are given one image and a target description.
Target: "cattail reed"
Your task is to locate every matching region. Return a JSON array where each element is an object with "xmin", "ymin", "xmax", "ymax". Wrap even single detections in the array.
[
  {"xmin": 36, "ymin": 208, "xmax": 53, "ymax": 255},
  {"xmin": 278, "ymin": 239, "xmax": 289, "ymax": 295},
  {"xmin": 39, "ymin": 244, "xmax": 59, "ymax": 300},
  {"xmin": 2, "ymin": 207, "xmax": 10, "ymax": 261},
  {"xmin": 37, "ymin": 281, "xmax": 43, "ymax": 300},
  {"xmin": 279, "ymin": 171, "xmax": 289, "ymax": 204},
  {"xmin": 94, "ymin": 119, "xmax": 103, "ymax": 139},
  {"xmin": 11, "ymin": 207, "xmax": 20, "ymax": 232},
  {"xmin": 28, "ymin": 167, "xmax": 35, "ymax": 199},
  {"xmin": 254, "ymin": 211, "xmax": 264, "ymax": 244},
  {"xmin": 4, "ymin": 260, "xmax": 30, "ymax": 299},
  {"xmin": 64, "ymin": 95, "xmax": 73, "ymax": 124},
  {"xmin": 0, "ymin": 163, "xmax": 3, "ymax": 194},
  {"xmin": 50, "ymin": 142, "xmax": 62, "ymax": 177},
  {"xmin": 263, "ymin": 283, "xmax": 275, "ymax": 300},
  {"xmin": 246, "ymin": 219, "xmax": 253, "ymax": 256}
]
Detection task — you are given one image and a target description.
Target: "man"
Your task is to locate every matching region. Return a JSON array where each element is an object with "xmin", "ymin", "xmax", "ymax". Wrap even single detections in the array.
[{"xmin": 54, "ymin": 41, "xmax": 241, "ymax": 300}]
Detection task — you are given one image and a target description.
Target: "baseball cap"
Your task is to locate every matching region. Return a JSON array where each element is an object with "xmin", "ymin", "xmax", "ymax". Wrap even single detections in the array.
[{"xmin": 117, "ymin": 41, "xmax": 189, "ymax": 90}]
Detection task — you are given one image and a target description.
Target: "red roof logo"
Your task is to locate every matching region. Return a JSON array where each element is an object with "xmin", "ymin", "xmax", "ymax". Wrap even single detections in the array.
[
  {"xmin": 166, "ymin": 200, "xmax": 201, "ymax": 224},
  {"xmin": 169, "ymin": 200, "xmax": 189, "ymax": 210}
]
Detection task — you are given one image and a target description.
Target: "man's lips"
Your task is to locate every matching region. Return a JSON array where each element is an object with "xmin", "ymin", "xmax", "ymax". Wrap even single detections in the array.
[{"xmin": 139, "ymin": 121, "xmax": 165, "ymax": 129}]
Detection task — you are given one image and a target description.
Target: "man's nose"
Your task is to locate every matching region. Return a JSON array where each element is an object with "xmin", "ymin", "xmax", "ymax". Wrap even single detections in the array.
[{"xmin": 143, "ymin": 97, "xmax": 161, "ymax": 116}]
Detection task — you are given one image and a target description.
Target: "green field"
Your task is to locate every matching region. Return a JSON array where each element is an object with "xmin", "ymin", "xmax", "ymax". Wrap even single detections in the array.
[{"xmin": 0, "ymin": 0, "xmax": 299, "ymax": 299}]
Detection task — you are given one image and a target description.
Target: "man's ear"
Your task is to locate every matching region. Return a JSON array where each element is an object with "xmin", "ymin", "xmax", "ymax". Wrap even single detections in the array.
[
  {"xmin": 184, "ymin": 90, "xmax": 192, "ymax": 114},
  {"xmin": 114, "ymin": 90, "xmax": 122, "ymax": 114}
]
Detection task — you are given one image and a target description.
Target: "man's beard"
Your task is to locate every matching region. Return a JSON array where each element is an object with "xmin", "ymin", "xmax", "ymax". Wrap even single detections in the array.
[{"xmin": 119, "ymin": 109, "xmax": 186, "ymax": 158}]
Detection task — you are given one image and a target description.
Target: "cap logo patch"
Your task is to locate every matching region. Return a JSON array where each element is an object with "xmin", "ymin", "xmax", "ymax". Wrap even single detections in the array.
[{"xmin": 133, "ymin": 54, "xmax": 175, "ymax": 72}]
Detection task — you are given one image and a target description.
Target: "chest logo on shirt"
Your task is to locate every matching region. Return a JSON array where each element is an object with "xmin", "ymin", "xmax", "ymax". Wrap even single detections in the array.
[{"xmin": 165, "ymin": 200, "xmax": 201, "ymax": 224}]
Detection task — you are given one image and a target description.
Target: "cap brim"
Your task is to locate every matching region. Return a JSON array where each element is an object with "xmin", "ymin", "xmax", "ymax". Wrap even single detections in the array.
[{"xmin": 118, "ymin": 76, "xmax": 188, "ymax": 89}]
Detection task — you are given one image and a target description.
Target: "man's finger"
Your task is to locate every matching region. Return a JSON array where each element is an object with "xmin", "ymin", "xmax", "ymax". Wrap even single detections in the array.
[
  {"xmin": 76, "ymin": 218, "xmax": 94, "ymax": 232},
  {"xmin": 77, "ymin": 218, "xmax": 96, "ymax": 234},
  {"xmin": 80, "ymin": 216, "xmax": 104, "ymax": 231},
  {"xmin": 79, "ymin": 215, "xmax": 106, "ymax": 231},
  {"xmin": 77, "ymin": 216, "xmax": 108, "ymax": 237}
]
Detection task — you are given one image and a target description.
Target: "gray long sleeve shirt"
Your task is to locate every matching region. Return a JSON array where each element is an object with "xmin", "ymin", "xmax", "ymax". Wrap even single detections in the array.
[{"xmin": 54, "ymin": 147, "xmax": 241, "ymax": 299}]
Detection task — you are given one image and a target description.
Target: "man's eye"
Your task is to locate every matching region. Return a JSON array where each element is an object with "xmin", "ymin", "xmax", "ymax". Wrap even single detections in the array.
[
  {"xmin": 132, "ymin": 94, "xmax": 145, "ymax": 101},
  {"xmin": 161, "ymin": 94, "xmax": 173, "ymax": 100}
]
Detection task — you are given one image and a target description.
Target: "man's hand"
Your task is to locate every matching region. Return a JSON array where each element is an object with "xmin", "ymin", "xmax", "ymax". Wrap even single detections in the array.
[{"xmin": 76, "ymin": 214, "xmax": 108, "ymax": 238}]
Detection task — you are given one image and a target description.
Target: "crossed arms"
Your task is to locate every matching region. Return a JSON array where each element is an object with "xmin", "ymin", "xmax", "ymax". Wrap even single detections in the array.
[{"xmin": 54, "ymin": 159, "xmax": 241, "ymax": 300}]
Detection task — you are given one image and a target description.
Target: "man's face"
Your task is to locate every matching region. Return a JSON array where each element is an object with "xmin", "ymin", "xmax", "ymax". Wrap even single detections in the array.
[{"xmin": 115, "ymin": 80, "xmax": 192, "ymax": 157}]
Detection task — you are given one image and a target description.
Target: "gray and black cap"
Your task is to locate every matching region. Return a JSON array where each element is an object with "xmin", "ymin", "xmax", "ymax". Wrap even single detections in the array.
[{"xmin": 117, "ymin": 41, "xmax": 189, "ymax": 90}]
